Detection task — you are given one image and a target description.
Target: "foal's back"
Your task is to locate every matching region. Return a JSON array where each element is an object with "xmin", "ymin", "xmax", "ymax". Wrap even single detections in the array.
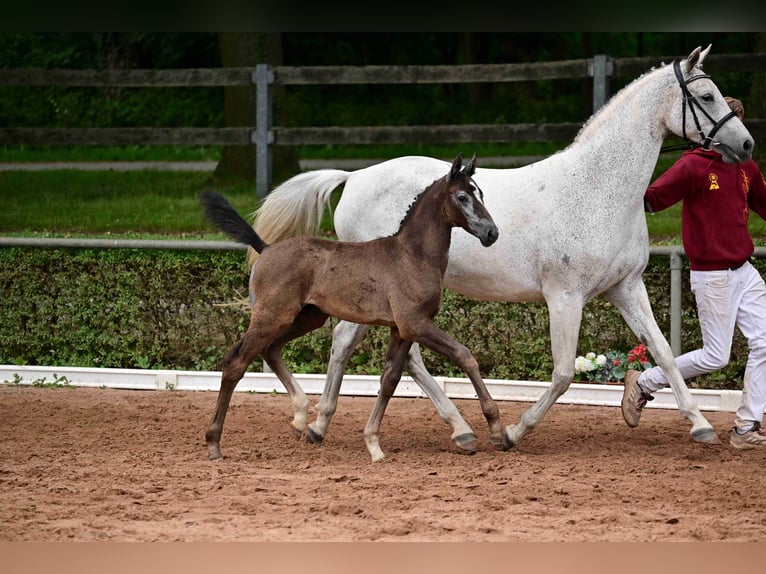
[{"xmin": 252, "ymin": 233, "xmax": 445, "ymax": 328}]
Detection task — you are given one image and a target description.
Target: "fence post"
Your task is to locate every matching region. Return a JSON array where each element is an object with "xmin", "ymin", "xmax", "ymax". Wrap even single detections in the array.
[
  {"xmin": 589, "ymin": 54, "xmax": 613, "ymax": 113},
  {"xmin": 669, "ymin": 251, "xmax": 684, "ymax": 356},
  {"xmin": 253, "ymin": 64, "xmax": 274, "ymax": 199}
]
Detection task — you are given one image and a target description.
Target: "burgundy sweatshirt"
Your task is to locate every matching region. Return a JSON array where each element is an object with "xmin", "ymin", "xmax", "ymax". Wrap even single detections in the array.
[{"xmin": 645, "ymin": 147, "xmax": 766, "ymax": 271}]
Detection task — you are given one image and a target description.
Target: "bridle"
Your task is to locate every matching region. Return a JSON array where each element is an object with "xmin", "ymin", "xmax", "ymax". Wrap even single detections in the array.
[{"xmin": 663, "ymin": 59, "xmax": 738, "ymax": 153}]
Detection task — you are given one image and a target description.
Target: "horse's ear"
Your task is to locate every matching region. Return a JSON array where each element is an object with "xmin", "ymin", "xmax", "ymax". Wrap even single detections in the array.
[
  {"xmin": 464, "ymin": 153, "xmax": 478, "ymax": 178},
  {"xmin": 685, "ymin": 45, "xmax": 702, "ymax": 72},
  {"xmin": 450, "ymin": 153, "xmax": 464, "ymax": 179},
  {"xmin": 698, "ymin": 44, "xmax": 712, "ymax": 68}
]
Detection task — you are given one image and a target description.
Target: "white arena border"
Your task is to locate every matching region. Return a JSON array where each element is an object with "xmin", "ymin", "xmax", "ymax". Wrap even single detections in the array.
[{"xmin": 0, "ymin": 364, "xmax": 745, "ymax": 413}]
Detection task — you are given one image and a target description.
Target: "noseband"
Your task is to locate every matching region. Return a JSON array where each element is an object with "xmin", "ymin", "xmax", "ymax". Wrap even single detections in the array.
[{"xmin": 672, "ymin": 59, "xmax": 738, "ymax": 151}]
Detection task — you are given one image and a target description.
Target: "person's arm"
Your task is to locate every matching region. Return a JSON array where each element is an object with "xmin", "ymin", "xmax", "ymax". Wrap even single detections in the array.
[{"xmin": 643, "ymin": 158, "xmax": 690, "ymax": 214}]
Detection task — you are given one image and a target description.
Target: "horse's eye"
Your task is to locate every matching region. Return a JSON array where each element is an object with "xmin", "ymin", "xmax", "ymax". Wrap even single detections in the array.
[
  {"xmin": 701, "ymin": 93, "xmax": 714, "ymax": 103},
  {"xmin": 457, "ymin": 193, "xmax": 469, "ymax": 204}
]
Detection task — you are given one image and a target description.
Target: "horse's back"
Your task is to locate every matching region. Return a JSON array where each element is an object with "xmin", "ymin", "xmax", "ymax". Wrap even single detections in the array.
[{"xmin": 335, "ymin": 156, "xmax": 453, "ymax": 241}]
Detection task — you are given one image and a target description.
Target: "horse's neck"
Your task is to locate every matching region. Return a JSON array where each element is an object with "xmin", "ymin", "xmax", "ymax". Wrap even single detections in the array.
[
  {"xmin": 566, "ymin": 67, "xmax": 673, "ymax": 181},
  {"xmin": 394, "ymin": 188, "xmax": 452, "ymax": 268}
]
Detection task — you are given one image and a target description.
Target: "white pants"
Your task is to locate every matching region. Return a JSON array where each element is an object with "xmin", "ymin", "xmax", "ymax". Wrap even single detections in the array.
[{"xmin": 639, "ymin": 261, "xmax": 766, "ymax": 431}]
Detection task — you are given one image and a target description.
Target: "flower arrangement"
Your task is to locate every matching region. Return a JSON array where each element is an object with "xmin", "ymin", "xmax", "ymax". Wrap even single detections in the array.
[{"xmin": 573, "ymin": 344, "xmax": 653, "ymax": 383}]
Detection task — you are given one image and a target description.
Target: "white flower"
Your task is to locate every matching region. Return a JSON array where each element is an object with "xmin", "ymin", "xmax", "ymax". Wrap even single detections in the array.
[
  {"xmin": 574, "ymin": 356, "xmax": 595, "ymax": 374},
  {"xmin": 595, "ymin": 354, "xmax": 607, "ymax": 367},
  {"xmin": 586, "ymin": 352, "xmax": 596, "ymax": 360}
]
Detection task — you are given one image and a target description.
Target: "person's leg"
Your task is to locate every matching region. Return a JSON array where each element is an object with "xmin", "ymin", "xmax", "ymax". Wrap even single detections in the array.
[
  {"xmin": 622, "ymin": 269, "xmax": 739, "ymax": 427},
  {"xmin": 729, "ymin": 264, "xmax": 766, "ymax": 447},
  {"xmin": 641, "ymin": 269, "xmax": 738, "ymax": 392}
]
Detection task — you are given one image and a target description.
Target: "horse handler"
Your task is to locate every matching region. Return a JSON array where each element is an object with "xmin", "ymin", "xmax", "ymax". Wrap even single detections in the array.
[{"xmin": 622, "ymin": 97, "xmax": 766, "ymax": 449}]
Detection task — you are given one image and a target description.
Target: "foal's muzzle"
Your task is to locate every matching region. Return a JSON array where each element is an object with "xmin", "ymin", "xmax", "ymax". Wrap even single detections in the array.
[{"xmin": 479, "ymin": 224, "xmax": 499, "ymax": 247}]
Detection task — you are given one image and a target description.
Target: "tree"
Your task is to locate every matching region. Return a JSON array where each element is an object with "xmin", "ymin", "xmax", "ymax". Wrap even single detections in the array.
[{"xmin": 215, "ymin": 33, "xmax": 299, "ymax": 187}]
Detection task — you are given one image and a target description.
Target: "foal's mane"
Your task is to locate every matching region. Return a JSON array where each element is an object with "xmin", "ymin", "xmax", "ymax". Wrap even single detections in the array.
[{"xmin": 392, "ymin": 172, "xmax": 449, "ymax": 237}]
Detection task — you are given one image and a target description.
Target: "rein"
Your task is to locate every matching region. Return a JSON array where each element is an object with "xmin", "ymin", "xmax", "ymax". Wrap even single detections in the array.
[{"xmin": 662, "ymin": 59, "xmax": 738, "ymax": 154}]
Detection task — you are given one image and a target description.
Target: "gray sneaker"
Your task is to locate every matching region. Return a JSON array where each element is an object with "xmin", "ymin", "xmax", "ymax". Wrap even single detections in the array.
[
  {"xmin": 621, "ymin": 369, "xmax": 654, "ymax": 428},
  {"xmin": 729, "ymin": 422, "xmax": 766, "ymax": 449}
]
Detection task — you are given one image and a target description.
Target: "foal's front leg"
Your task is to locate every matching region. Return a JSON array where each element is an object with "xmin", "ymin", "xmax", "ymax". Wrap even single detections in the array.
[
  {"xmin": 406, "ymin": 320, "xmax": 506, "ymax": 450},
  {"xmin": 364, "ymin": 328, "xmax": 413, "ymax": 462}
]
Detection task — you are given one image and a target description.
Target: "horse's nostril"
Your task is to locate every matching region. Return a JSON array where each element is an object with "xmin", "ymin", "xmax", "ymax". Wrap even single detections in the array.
[{"xmin": 744, "ymin": 139, "xmax": 753, "ymax": 151}]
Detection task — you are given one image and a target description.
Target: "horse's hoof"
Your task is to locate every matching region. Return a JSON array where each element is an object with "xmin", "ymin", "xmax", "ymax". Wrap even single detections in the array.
[
  {"xmin": 291, "ymin": 426, "xmax": 303, "ymax": 440},
  {"xmin": 691, "ymin": 427, "xmax": 721, "ymax": 444},
  {"xmin": 491, "ymin": 434, "xmax": 510, "ymax": 451},
  {"xmin": 502, "ymin": 427, "xmax": 518, "ymax": 450},
  {"xmin": 305, "ymin": 426, "xmax": 325, "ymax": 445},
  {"xmin": 453, "ymin": 433, "xmax": 479, "ymax": 453}
]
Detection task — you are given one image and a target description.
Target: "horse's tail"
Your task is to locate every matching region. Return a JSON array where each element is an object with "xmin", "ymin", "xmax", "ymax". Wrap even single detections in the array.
[
  {"xmin": 248, "ymin": 169, "xmax": 350, "ymax": 267},
  {"xmin": 200, "ymin": 191, "xmax": 268, "ymax": 254}
]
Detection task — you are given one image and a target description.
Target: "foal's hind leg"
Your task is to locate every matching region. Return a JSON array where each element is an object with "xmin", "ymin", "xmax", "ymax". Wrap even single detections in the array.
[
  {"xmin": 364, "ymin": 328, "xmax": 413, "ymax": 462},
  {"xmin": 605, "ymin": 277, "xmax": 718, "ymax": 444},
  {"xmin": 206, "ymin": 329, "xmax": 269, "ymax": 460}
]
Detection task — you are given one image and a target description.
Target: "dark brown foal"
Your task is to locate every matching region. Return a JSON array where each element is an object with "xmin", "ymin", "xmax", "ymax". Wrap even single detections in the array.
[{"xmin": 201, "ymin": 153, "xmax": 502, "ymax": 462}]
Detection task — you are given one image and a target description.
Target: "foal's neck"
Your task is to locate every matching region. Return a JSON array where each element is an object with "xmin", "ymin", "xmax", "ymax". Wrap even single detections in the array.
[{"xmin": 393, "ymin": 181, "xmax": 453, "ymax": 269}]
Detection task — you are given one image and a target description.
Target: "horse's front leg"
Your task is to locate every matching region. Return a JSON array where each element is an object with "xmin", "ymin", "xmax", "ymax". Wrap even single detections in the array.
[
  {"xmin": 605, "ymin": 278, "xmax": 719, "ymax": 444},
  {"xmin": 363, "ymin": 328, "xmax": 413, "ymax": 462},
  {"xmin": 405, "ymin": 321, "xmax": 505, "ymax": 450},
  {"xmin": 503, "ymin": 290, "xmax": 583, "ymax": 448},
  {"xmin": 405, "ymin": 344, "xmax": 478, "ymax": 453},
  {"xmin": 307, "ymin": 320, "xmax": 371, "ymax": 444}
]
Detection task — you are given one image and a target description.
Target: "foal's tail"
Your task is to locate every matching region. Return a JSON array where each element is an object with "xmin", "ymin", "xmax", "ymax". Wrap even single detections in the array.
[
  {"xmin": 200, "ymin": 191, "xmax": 268, "ymax": 254},
  {"xmin": 248, "ymin": 169, "xmax": 350, "ymax": 267}
]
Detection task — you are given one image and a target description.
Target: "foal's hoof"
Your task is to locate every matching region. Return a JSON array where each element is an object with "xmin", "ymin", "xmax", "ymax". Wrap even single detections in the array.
[
  {"xmin": 207, "ymin": 444, "xmax": 223, "ymax": 461},
  {"xmin": 453, "ymin": 433, "xmax": 479, "ymax": 454},
  {"xmin": 691, "ymin": 427, "xmax": 721, "ymax": 444},
  {"xmin": 305, "ymin": 426, "xmax": 325, "ymax": 445}
]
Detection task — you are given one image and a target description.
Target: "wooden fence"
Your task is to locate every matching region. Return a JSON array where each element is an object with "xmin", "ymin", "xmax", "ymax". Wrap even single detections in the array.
[{"xmin": 2, "ymin": 52, "xmax": 765, "ymax": 196}]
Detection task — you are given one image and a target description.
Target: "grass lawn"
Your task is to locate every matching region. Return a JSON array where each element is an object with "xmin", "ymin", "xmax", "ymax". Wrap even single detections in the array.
[
  {"xmin": 0, "ymin": 170, "xmax": 260, "ymax": 236},
  {"xmin": 3, "ymin": 147, "xmax": 766, "ymax": 242}
]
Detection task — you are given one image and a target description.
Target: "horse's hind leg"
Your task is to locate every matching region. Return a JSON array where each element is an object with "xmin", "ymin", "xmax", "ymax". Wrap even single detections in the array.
[
  {"xmin": 206, "ymin": 329, "xmax": 267, "ymax": 460},
  {"xmin": 605, "ymin": 278, "xmax": 719, "ymax": 444},
  {"xmin": 307, "ymin": 320, "xmax": 371, "ymax": 444},
  {"xmin": 503, "ymin": 290, "xmax": 583, "ymax": 448},
  {"xmin": 364, "ymin": 328, "xmax": 413, "ymax": 462},
  {"xmin": 405, "ymin": 344, "xmax": 478, "ymax": 453}
]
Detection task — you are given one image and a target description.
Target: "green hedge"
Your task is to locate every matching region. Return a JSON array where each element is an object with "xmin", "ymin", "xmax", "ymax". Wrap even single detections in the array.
[{"xmin": 0, "ymin": 247, "xmax": 756, "ymax": 390}]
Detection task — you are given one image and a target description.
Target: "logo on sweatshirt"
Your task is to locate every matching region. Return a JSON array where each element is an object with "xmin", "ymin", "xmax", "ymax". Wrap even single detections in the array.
[{"xmin": 708, "ymin": 173, "xmax": 720, "ymax": 190}]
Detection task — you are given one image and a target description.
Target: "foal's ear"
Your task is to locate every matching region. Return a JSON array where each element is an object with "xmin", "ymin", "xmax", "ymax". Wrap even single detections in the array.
[
  {"xmin": 450, "ymin": 153, "xmax": 464, "ymax": 180},
  {"xmin": 464, "ymin": 153, "xmax": 478, "ymax": 178}
]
